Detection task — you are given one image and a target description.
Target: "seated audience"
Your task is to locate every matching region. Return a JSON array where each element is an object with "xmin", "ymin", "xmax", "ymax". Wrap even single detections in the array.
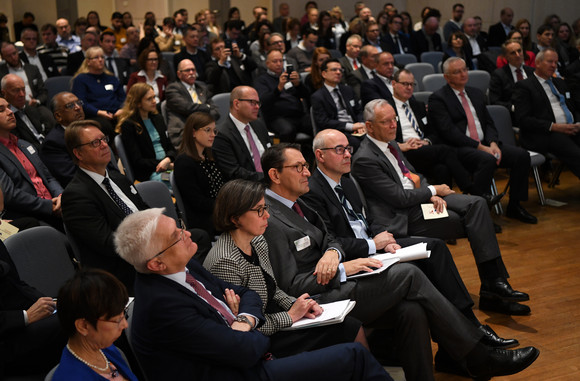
[
  {"xmin": 285, "ymin": 18, "xmax": 301, "ymax": 51},
  {"xmin": 488, "ymin": 7, "xmax": 515, "ymax": 47},
  {"xmin": 346, "ymin": 45, "xmax": 379, "ymax": 100},
  {"xmin": 66, "ymin": 30, "xmax": 99, "ymax": 76},
  {"xmin": 360, "ymin": 51, "xmax": 395, "ymax": 107},
  {"xmin": 515, "ymin": 18, "xmax": 534, "ymax": 51},
  {"xmin": 205, "ymin": 37, "xmax": 255, "ymax": 95},
  {"xmin": 382, "ymin": 14, "xmax": 414, "ymax": 55},
  {"xmin": 53, "ymin": 268, "xmax": 137, "ymax": 380},
  {"xmin": 412, "ymin": 15, "xmax": 443, "ymax": 58},
  {"xmin": 127, "ymin": 48, "xmax": 168, "ymax": 103},
  {"xmin": 99, "ymin": 31, "xmax": 132, "ymax": 86},
  {"xmin": 13, "ymin": 11, "xmax": 37, "ymax": 42},
  {"xmin": 136, "ymin": 37, "xmax": 175, "ymax": 83},
  {"xmin": 116, "ymin": 83, "xmax": 175, "ymax": 183},
  {"xmin": 19, "ymin": 28, "xmax": 59, "ymax": 81},
  {"xmin": 37, "ymin": 24, "xmax": 69, "ymax": 74},
  {"xmin": 87, "ymin": 11, "xmax": 107, "ymax": 32},
  {"xmin": 495, "ymin": 31, "xmax": 536, "ymax": 68},
  {"xmin": 119, "ymin": 26, "xmax": 139, "ymax": 66},
  {"xmin": 256, "ymin": 33, "xmax": 299, "ymax": 76},
  {"xmin": 156, "ymin": 17, "xmax": 183, "ymax": 53},
  {"xmin": 286, "ymin": 28, "xmax": 318, "ymax": 72},
  {"xmin": 104, "ymin": 12, "xmax": 127, "ymax": 52},
  {"xmin": 339, "ymin": 34, "xmax": 362, "ymax": 79},
  {"xmin": 316, "ymin": 11, "xmax": 336, "ymax": 49},
  {"xmin": 56, "ymin": 18, "xmax": 81, "ymax": 54},
  {"xmin": 303, "ymin": 47, "xmax": 330, "ymax": 95},
  {"xmin": 173, "ymin": 26, "xmax": 207, "ymax": 81},
  {"xmin": 115, "ymin": 207, "xmax": 393, "ymax": 381},
  {"xmin": 442, "ymin": 31, "xmax": 475, "ymax": 70},
  {"xmin": 174, "ymin": 112, "xmax": 224, "ymax": 236}
]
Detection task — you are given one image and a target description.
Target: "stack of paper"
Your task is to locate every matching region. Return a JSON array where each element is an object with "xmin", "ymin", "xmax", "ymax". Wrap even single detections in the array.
[{"xmin": 282, "ymin": 299, "xmax": 356, "ymax": 330}]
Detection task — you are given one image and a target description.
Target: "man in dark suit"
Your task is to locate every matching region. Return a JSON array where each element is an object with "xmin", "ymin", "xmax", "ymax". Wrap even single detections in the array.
[
  {"xmin": 352, "ymin": 99, "xmax": 532, "ymax": 316},
  {"xmin": 312, "ymin": 59, "xmax": 364, "ymax": 149},
  {"xmin": 166, "ymin": 59, "xmax": 218, "ymax": 148},
  {"xmin": 429, "ymin": 57, "xmax": 536, "ymax": 224},
  {"xmin": 443, "ymin": 4, "xmax": 464, "ymax": 42},
  {"xmin": 346, "ymin": 45, "xmax": 379, "ymax": 100},
  {"xmin": 173, "ymin": 27, "xmax": 209, "ymax": 81},
  {"xmin": 513, "ymin": 48, "xmax": 580, "ymax": 180},
  {"xmin": 412, "ymin": 16, "xmax": 442, "ymax": 59},
  {"xmin": 205, "ymin": 37, "xmax": 255, "ymax": 95},
  {"xmin": 40, "ymin": 92, "xmax": 84, "ymax": 187},
  {"xmin": 116, "ymin": 208, "xmax": 392, "ymax": 381},
  {"xmin": 66, "ymin": 30, "xmax": 99, "ymax": 76},
  {"xmin": 360, "ymin": 52, "xmax": 395, "ymax": 107},
  {"xmin": 0, "ymin": 43, "xmax": 48, "ymax": 106},
  {"xmin": 489, "ymin": 40, "xmax": 535, "ymax": 118},
  {"xmin": 382, "ymin": 14, "xmax": 414, "ymax": 55},
  {"xmin": 19, "ymin": 28, "xmax": 59, "ymax": 80},
  {"xmin": 462, "ymin": 18, "xmax": 496, "ymax": 73},
  {"xmin": 99, "ymin": 31, "xmax": 132, "ymax": 86},
  {"xmin": 212, "ymin": 86, "xmax": 271, "ymax": 181},
  {"xmin": 261, "ymin": 143, "xmax": 538, "ymax": 381},
  {"xmin": 488, "ymin": 8, "xmax": 514, "ymax": 47},
  {"xmin": 338, "ymin": 34, "xmax": 362, "ymax": 80},
  {"xmin": 256, "ymin": 33, "xmax": 299, "ymax": 76}
]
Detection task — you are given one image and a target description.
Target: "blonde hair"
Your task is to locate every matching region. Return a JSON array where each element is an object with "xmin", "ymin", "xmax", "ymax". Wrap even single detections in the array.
[{"xmin": 74, "ymin": 46, "xmax": 114, "ymax": 78}]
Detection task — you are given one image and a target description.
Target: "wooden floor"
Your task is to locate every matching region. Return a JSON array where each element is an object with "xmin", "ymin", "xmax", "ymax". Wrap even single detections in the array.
[{"xmin": 431, "ymin": 170, "xmax": 580, "ymax": 380}]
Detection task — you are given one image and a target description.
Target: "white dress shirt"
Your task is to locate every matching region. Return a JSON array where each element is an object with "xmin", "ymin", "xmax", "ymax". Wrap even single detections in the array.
[
  {"xmin": 80, "ymin": 168, "xmax": 139, "ymax": 213},
  {"xmin": 451, "ymin": 87, "xmax": 484, "ymax": 141},
  {"xmin": 534, "ymin": 73, "xmax": 569, "ymax": 125},
  {"xmin": 229, "ymin": 113, "xmax": 265, "ymax": 159}
]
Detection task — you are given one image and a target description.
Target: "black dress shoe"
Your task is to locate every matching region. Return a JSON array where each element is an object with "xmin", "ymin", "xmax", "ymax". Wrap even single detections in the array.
[
  {"xmin": 478, "ymin": 324, "xmax": 519, "ymax": 349},
  {"xmin": 479, "ymin": 297, "xmax": 531, "ymax": 316},
  {"xmin": 506, "ymin": 202, "xmax": 538, "ymax": 224},
  {"xmin": 466, "ymin": 346, "xmax": 540, "ymax": 380},
  {"xmin": 434, "ymin": 349, "xmax": 470, "ymax": 377},
  {"xmin": 480, "ymin": 278, "xmax": 529, "ymax": 301},
  {"xmin": 482, "ymin": 192, "xmax": 505, "ymax": 208}
]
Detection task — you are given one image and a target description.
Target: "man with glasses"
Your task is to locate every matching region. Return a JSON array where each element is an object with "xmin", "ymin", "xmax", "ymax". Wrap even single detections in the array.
[
  {"xmin": 443, "ymin": 4, "xmax": 464, "ymax": 42},
  {"xmin": 346, "ymin": 45, "xmax": 379, "ymax": 100},
  {"xmin": 166, "ymin": 59, "xmax": 218, "ymax": 148},
  {"xmin": 383, "ymin": 14, "xmax": 414, "ymax": 55},
  {"xmin": 174, "ymin": 26, "xmax": 208, "ymax": 81},
  {"xmin": 19, "ymin": 28, "xmax": 59, "ymax": 81},
  {"xmin": 256, "ymin": 33, "xmax": 299, "ymax": 76},
  {"xmin": 205, "ymin": 37, "xmax": 255, "ymax": 95},
  {"xmin": 212, "ymin": 86, "xmax": 271, "ymax": 181}
]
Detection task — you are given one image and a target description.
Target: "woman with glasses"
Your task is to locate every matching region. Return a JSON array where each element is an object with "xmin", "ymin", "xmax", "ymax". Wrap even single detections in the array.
[
  {"xmin": 127, "ymin": 48, "xmax": 168, "ymax": 103},
  {"xmin": 442, "ymin": 31, "xmax": 474, "ymax": 70},
  {"xmin": 204, "ymin": 179, "xmax": 367, "ymax": 358},
  {"xmin": 174, "ymin": 112, "xmax": 224, "ymax": 237},
  {"xmin": 53, "ymin": 268, "xmax": 137, "ymax": 380},
  {"xmin": 116, "ymin": 83, "xmax": 175, "ymax": 184}
]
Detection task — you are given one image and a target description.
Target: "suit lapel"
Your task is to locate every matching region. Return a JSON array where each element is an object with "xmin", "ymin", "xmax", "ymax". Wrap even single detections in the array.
[
  {"xmin": 77, "ymin": 170, "xmax": 128, "ymax": 220},
  {"xmin": 0, "ymin": 142, "xmax": 35, "ymax": 188},
  {"xmin": 366, "ymin": 138, "xmax": 405, "ymax": 188},
  {"xmin": 225, "ymin": 117, "xmax": 253, "ymax": 162},
  {"xmin": 311, "ymin": 171, "xmax": 349, "ymax": 222},
  {"xmin": 267, "ymin": 195, "xmax": 324, "ymax": 247}
]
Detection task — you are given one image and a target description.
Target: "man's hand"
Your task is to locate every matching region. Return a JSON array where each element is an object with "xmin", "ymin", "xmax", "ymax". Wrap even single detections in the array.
[
  {"xmin": 231, "ymin": 42, "xmax": 242, "ymax": 58},
  {"xmin": 278, "ymin": 72, "xmax": 289, "ymax": 91},
  {"xmin": 384, "ymin": 243, "xmax": 401, "ymax": 253},
  {"xmin": 313, "ymin": 249, "xmax": 340, "ymax": 285},
  {"xmin": 552, "ymin": 123, "xmax": 580, "ymax": 135},
  {"xmin": 372, "ymin": 231, "xmax": 396, "ymax": 250},
  {"xmin": 478, "ymin": 142, "xmax": 502, "ymax": 165},
  {"xmin": 430, "ymin": 195, "xmax": 447, "ymax": 213},
  {"xmin": 26, "ymin": 297, "xmax": 56, "ymax": 324},
  {"xmin": 52, "ymin": 195, "xmax": 62, "ymax": 216},
  {"xmin": 288, "ymin": 70, "xmax": 300, "ymax": 86},
  {"xmin": 433, "ymin": 184, "xmax": 455, "ymax": 197},
  {"xmin": 219, "ymin": 48, "xmax": 231, "ymax": 65},
  {"xmin": 223, "ymin": 288, "xmax": 240, "ymax": 315},
  {"xmin": 343, "ymin": 258, "xmax": 383, "ymax": 276},
  {"xmin": 353, "ymin": 122, "xmax": 366, "ymax": 134},
  {"xmin": 287, "ymin": 293, "xmax": 322, "ymax": 322},
  {"xmin": 97, "ymin": 110, "xmax": 113, "ymax": 119}
]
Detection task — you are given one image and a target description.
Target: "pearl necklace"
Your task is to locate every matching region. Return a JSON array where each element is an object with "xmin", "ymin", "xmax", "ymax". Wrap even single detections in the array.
[{"xmin": 66, "ymin": 344, "xmax": 110, "ymax": 372}]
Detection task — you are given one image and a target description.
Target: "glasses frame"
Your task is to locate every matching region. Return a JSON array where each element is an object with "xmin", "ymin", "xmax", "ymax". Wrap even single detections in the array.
[
  {"xmin": 98, "ymin": 306, "xmax": 129, "ymax": 328},
  {"xmin": 282, "ymin": 162, "xmax": 310, "ymax": 173},
  {"xmin": 75, "ymin": 135, "xmax": 109, "ymax": 149},
  {"xmin": 63, "ymin": 100, "xmax": 84, "ymax": 110},
  {"xmin": 249, "ymin": 204, "xmax": 270, "ymax": 217},
  {"xmin": 147, "ymin": 219, "xmax": 186, "ymax": 262},
  {"xmin": 318, "ymin": 145, "xmax": 353, "ymax": 155},
  {"xmin": 236, "ymin": 99, "xmax": 262, "ymax": 107}
]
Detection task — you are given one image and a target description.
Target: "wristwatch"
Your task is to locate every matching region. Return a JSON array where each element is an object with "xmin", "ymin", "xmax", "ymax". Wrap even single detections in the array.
[{"xmin": 235, "ymin": 315, "xmax": 254, "ymax": 329}]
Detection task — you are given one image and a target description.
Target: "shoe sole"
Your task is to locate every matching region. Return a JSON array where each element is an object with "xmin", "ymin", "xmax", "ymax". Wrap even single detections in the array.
[{"xmin": 479, "ymin": 291, "xmax": 530, "ymax": 302}]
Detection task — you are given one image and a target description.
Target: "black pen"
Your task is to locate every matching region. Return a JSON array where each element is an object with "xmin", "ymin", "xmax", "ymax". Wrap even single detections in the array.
[{"xmin": 306, "ymin": 294, "xmax": 321, "ymax": 301}]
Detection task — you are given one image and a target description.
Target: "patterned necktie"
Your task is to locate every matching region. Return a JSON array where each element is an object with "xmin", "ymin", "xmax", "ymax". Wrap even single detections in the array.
[
  {"xmin": 292, "ymin": 202, "xmax": 305, "ymax": 218},
  {"xmin": 102, "ymin": 177, "xmax": 133, "ymax": 216},
  {"xmin": 244, "ymin": 125, "xmax": 263, "ymax": 172},
  {"xmin": 515, "ymin": 68, "xmax": 524, "ymax": 81},
  {"xmin": 185, "ymin": 272, "xmax": 236, "ymax": 325},
  {"xmin": 403, "ymin": 103, "xmax": 424, "ymax": 138},
  {"xmin": 189, "ymin": 87, "xmax": 201, "ymax": 104},
  {"xmin": 546, "ymin": 79, "xmax": 574, "ymax": 124},
  {"xmin": 459, "ymin": 91, "xmax": 480, "ymax": 141},
  {"xmin": 106, "ymin": 57, "xmax": 116, "ymax": 76},
  {"xmin": 334, "ymin": 184, "xmax": 370, "ymax": 232},
  {"xmin": 387, "ymin": 143, "xmax": 421, "ymax": 188}
]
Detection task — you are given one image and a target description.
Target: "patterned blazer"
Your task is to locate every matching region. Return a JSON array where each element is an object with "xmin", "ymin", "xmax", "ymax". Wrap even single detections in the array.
[{"xmin": 204, "ymin": 233, "xmax": 294, "ymax": 336}]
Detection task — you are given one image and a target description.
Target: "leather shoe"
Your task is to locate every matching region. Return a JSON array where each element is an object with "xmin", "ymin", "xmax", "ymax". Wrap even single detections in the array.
[
  {"xmin": 466, "ymin": 346, "xmax": 540, "ymax": 380},
  {"xmin": 479, "ymin": 297, "xmax": 531, "ymax": 316},
  {"xmin": 506, "ymin": 202, "xmax": 538, "ymax": 224},
  {"xmin": 434, "ymin": 349, "xmax": 469, "ymax": 377},
  {"xmin": 480, "ymin": 278, "xmax": 529, "ymax": 301},
  {"xmin": 482, "ymin": 192, "xmax": 504, "ymax": 208},
  {"xmin": 478, "ymin": 324, "xmax": 519, "ymax": 349}
]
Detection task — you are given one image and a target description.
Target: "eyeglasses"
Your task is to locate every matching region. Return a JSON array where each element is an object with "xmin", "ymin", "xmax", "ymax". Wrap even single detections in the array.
[
  {"xmin": 395, "ymin": 81, "xmax": 416, "ymax": 88},
  {"xmin": 325, "ymin": 67, "xmax": 344, "ymax": 73},
  {"xmin": 319, "ymin": 145, "xmax": 353, "ymax": 155},
  {"xmin": 269, "ymin": 40, "xmax": 284, "ymax": 45},
  {"xmin": 282, "ymin": 162, "xmax": 309, "ymax": 173},
  {"xmin": 201, "ymin": 127, "xmax": 219, "ymax": 135},
  {"xmin": 249, "ymin": 204, "xmax": 270, "ymax": 217},
  {"xmin": 98, "ymin": 306, "xmax": 129, "ymax": 328},
  {"xmin": 75, "ymin": 135, "xmax": 109, "ymax": 149},
  {"xmin": 237, "ymin": 99, "xmax": 261, "ymax": 107},
  {"xmin": 147, "ymin": 219, "xmax": 186, "ymax": 262},
  {"xmin": 179, "ymin": 68, "xmax": 196, "ymax": 72},
  {"xmin": 63, "ymin": 100, "xmax": 84, "ymax": 110}
]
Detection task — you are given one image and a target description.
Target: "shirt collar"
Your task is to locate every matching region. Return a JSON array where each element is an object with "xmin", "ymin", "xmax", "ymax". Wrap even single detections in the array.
[
  {"xmin": 80, "ymin": 167, "xmax": 109, "ymax": 184},
  {"xmin": 366, "ymin": 135, "xmax": 393, "ymax": 153},
  {"xmin": 0, "ymin": 134, "xmax": 17, "ymax": 147},
  {"xmin": 324, "ymin": 82, "xmax": 337, "ymax": 92},
  {"xmin": 265, "ymin": 188, "xmax": 295, "ymax": 209},
  {"xmin": 317, "ymin": 167, "xmax": 340, "ymax": 189}
]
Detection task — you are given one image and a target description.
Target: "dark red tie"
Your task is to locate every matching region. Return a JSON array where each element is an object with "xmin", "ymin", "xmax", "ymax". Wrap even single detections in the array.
[
  {"xmin": 388, "ymin": 144, "xmax": 421, "ymax": 188},
  {"xmin": 352, "ymin": 59, "xmax": 358, "ymax": 70},
  {"xmin": 515, "ymin": 68, "xmax": 524, "ymax": 81},
  {"xmin": 292, "ymin": 202, "xmax": 305, "ymax": 218},
  {"xmin": 185, "ymin": 272, "xmax": 235, "ymax": 325}
]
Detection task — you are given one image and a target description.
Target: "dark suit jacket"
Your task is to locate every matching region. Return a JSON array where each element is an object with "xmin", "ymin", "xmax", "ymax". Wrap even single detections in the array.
[
  {"xmin": 131, "ymin": 259, "xmax": 267, "ymax": 381},
  {"xmin": 311, "ymin": 84, "xmax": 362, "ymax": 132},
  {"xmin": 0, "ymin": 138, "xmax": 63, "ymax": 220},
  {"xmin": 489, "ymin": 64, "xmax": 535, "ymax": 112},
  {"xmin": 0, "ymin": 63, "xmax": 48, "ymax": 105},
  {"xmin": 61, "ymin": 169, "xmax": 148, "ymax": 293},
  {"xmin": 512, "ymin": 74, "xmax": 580, "ymax": 150},
  {"xmin": 382, "ymin": 33, "xmax": 414, "ymax": 55},
  {"xmin": 19, "ymin": 51, "xmax": 59, "ymax": 78},
  {"xmin": 65, "ymin": 50, "xmax": 85, "ymax": 75},
  {"xmin": 338, "ymin": 56, "xmax": 358, "ymax": 80},
  {"xmin": 253, "ymin": 72, "xmax": 308, "ymax": 123},
  {"xmin": 488, "ymin": 22, "xmax": 512, "ymax": 47},
  {"xmin": 205, "ymin": 56, "xmax": 255, "ymax": 95},
  {"xmin": 165, "ymin": 80, "xmax": 217, "ymax": 148},
  {"xmin": 119, "ymin": 113, "xmax": 176, "ymax": 182},
  {"xmin": 346, "ymin": 67, "xmax": 370, "ymax": 100},
  {"xmin": 39, "ymin": 124, "xmax": 76, "ymax": 187},
  {"xmin": 428, "ymin": 85, "xmax": 499, "ymax": 149},
  {"xmin": 212, "ymin": 115, "xmax": 271, "ymax": 181},
  {"xmin": 107, "ymin": 57, "xmax": 133, "ymax": 86},
  {"xmin": 360, "ymin": 75, "xmax": 393, "ymax": 107},
  {"xmin": 391, "ymin": 97, "xmax": 439, "ymax": 144},
  {"xmin": 411, "ymin": 30, "xmax": 442, "ymax": 59},
  {"xmin": 174, "ymin": 48, "xmax": 209, "ymax": 81},
  {"xmin": 351, "ymin": 137, "xmax": 431, "ymax": 236},
  {"xmin": 12, "ymin": 105, "xmax": 52, "ymax": 150}
]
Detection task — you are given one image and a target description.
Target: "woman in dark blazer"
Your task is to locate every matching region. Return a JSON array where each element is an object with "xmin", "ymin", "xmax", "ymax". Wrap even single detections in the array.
[
  {"xmin": 204, "ymin": 179, "xmax": 365, "ymax": 358},
  {"xmin": 173, "ymin": 112, "xmax": 224, "ymax": 236},
  {"xmin": 116, "ymin": 83, "xmax": 175, "ymax": 183}
]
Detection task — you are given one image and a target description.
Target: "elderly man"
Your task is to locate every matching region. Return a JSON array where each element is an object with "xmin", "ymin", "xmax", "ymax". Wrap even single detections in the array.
[
  {"xmin": 19, "ymin": 28, "xmax": 59, "ymax": 81},
  {"xmin": 66, "ymin": 30, "xmax": 99, "ymax": 75},
  {"xmin": 262, "ymin": 143, "xmax": 538, "ymax": 381},
  {"xmin": 1, "ymin": 74, "xmax": 54, "ymax": 150},
  {"xmin": 429, "ymin": 57, "xmax": 536, "ymax": 224},
  {"xmin": 339, "ymin": 34, "xmax": 362, "ymax": 78},
  {"xmin": 166, "ymin": 59, "xmax": 217, "ymax": 148},
  {"xmin": 346, "ymin": 44, "xmax": 378, "ymax": 100},
  {"xmin": 174, "ymin": 27, "xmax": 208, "ymax": 81},
  {"xmin": 360, "ymin": 51, "xmax": 395, "ymax": 107},
  {"xmin": 55, "ymin": 18, "xmax": 80, "ymax": 53},
  {"xmin": 0, "ymin": 43, "xmax": 48, "ymax": 107},
  {"xmin": 0, "ymin": 96, "xmax": 62, "ymax": 226},
  {"xmin": 412, "ymin": 15, "xmax": 442, "ymax": 58},
  {"xmin": 488, "ymin": 7, "xmax": 514, "ymax": 47},
  {"xmin": 254, "ymin": 50, "xmax": 310, "ymax": 142},
  {"xmin": 286, "ymin": 28, "xmax": 318, "ymax": 72},
  {"xmin": 205, "ymin": 37, "xmax": 255, "ymax": 95},
  {"xmin": 352, "ymin": 99, "xmax": 532, "ymax": 315},
  {"xmin": 513, "ymin": 48, "xmax": 580, "ymax": 180},
  {"xmin": 212, "ymin": 86, "xmax": 271, "ymax": 181},
  {"xmin": 39, "ymin": 92, "xmax": 84, "ymax": 187},
  {"xmin": 115, "ymin": 208, "xmax": 392, "ymax": 381}
]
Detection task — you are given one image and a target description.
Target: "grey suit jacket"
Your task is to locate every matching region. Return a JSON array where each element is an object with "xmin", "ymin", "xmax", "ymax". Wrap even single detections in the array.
[
  {"xmin": 0, "ymin": 63, "xmax": 48, "ymax": 105},
  {"xmin": 0, "ymin": 137, "xmax": 63, "ymax": 219},
  {"xmin": 165, "ymin": 81, "xmax": 217, "ymax": 148},
  {"xmin": 204, "ymin": 233, "xmax": 295, "ymax": 336},
  {"xmin": 263, "ymin": 195, "xmax": 355, "ymax": 303}
]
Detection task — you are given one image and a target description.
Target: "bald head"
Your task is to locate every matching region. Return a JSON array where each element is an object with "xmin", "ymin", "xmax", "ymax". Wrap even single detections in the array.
[{"xmin": 1, "ymin": 74, "xmax": 26, "ymax": 109}]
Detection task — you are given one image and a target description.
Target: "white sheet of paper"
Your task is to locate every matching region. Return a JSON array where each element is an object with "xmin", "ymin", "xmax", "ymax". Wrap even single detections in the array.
[
  {"xmin": 372, "ymin": 242, "xmax": 431, "ymax": 262},
  {"xmin": 421, "ymin": 203, "xmax": 449, "ymax": 219},
  {"xmin": 283, "ymin": 299, "xmax": 356, "ymax": 330}
]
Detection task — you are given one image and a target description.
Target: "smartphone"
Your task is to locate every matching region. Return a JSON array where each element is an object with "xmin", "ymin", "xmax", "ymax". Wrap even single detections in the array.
[{"xmin": 286, "ymin": 64, "xmax": 294, "ymax": 74}]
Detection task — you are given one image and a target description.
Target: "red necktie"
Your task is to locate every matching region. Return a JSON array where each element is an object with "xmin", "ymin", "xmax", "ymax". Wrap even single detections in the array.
[
  {"xmin": 388, "ymin": 144, "xmax": 421, "ymax": 188},
  {"xmin": 292, "ymin": 202, "xmax": 305, "ymax": 218},
  {"xmin": 244, "ymin": 125, "xmax": 263, "ymax": 172},
  {"xmin": 459, "ymin": 91, "xmax": 480, "ymax": 142},
  {"xmin": 352, "ymin": 59, "xmax": 358, "ymax": 70},
  {"xmin": 185, "ymin": 272, "xmax": 236, "ymax": 325},
  {"xmin": 515, "ymin": 68, "xmax": 524, "ymax": 81}
]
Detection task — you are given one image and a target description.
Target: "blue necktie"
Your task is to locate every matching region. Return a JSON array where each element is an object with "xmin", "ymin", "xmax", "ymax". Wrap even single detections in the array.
[
  {"xmin": 546, "ymin": 79, "xmax": 574, "ymax": 124},
  {"xmin": 334, "ymin": 184, "xmax": 370, "ymax": 233},
  {"xmin": 403, "ymin": 103, "xmax": 423, "ymax": 138},
  {"xmin": 102, "ymin": 177, "xmax": 133, "ymax": 216}
]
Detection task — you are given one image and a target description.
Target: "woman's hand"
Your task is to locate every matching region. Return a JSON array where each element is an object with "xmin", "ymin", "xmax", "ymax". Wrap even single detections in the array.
[
  {"xmin": 156, "ymin": 157, "xmax": 173, "ymax": 172},
  {"xmin": 343, "ymin": 258, "xmax": 383, "ymax": 276},
  {"xmin": 287, "ymin": 294, "xmax": 322, "ymax": 322},
  {"xmin": 97, "ymin": 110, "xmax": 113, "ymax": 119},
  {"xmin": 223, "ymin": 288, "xmax": 240, "ymax": 315}
]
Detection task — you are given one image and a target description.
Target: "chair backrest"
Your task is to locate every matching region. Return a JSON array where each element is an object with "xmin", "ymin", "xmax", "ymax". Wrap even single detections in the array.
[
  {"xmin": 412, "ymin": 91, "xmax": 433, "ymax": 105},
  {"xmin": 45, "ymin": 76, "xmax": 73, "ymax": 101},
  {"xmin": 422, "ymin": 73, "xmax": 446, "ymax": 92},
  {"xmin": 211, "ymin": 92, "xmax": 231, "ymax": 120},
  {"xmin": 161, "ymin": 51, "xmax": 175, "ymax": 76},
  {"xmin": 134, "ymin": 181, "xmax": 179, "ymax": 221},
  {"xmin": 466, "ymin": 70, "xmax": 491, "ymax": 95},
  {"xmin": 4, "ymin": 226, "xmax": 76, "ymax": 297},
  {"xmin": 404, "ymin": 63, "xmax": 435, "ymax": 91},
  {"xmin": 393, "ymin": 53, "xmax": 417, "ymax": 66},
  {"xmin": 420, "ymin": 51, "xmax": 444, "ymax": 72},
  {"xmin": 44, "ymin": 364, "xmax": 58, "ymax": 381},
  {"xmin": 169, "ymin": 172, "xmax": 188, "ymax": 225},
  {"xmin": 114, "ymin": 135, "xmax": 135, "ymax": 184},
  {"xmin": 310, "ymin": 106, "xmax": 318, "ymax": 134},
  {"xmin": 487, "ymin": 105, "xmax": 516, "ymax": 146},
  {"xmin": 160, "ymin": 100, "xmax": 168, "ymax": 125}
]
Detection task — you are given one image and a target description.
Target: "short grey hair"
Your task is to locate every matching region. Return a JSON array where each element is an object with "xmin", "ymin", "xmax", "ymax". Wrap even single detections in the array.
[
  {"xmin": 346, "ymin": 34, "xmax": 362, "ymax": 45},
  {"xmin": 442, "ymin": 57, "xmax": 465, "ymax": 74},
  {"xmin": 364, "ymin": 99, "xmax": 390, "ymax": 122},
  {"xmin": 535, "ymin": 47, "xmax": 557, "ymax": 65},
  {"xmin": 114, "ymin": 208, "xmax": 165, "ymax": 274},
  {"xmin": 312, "ymin": 131, "xmax": 328, "ymax": 151}
]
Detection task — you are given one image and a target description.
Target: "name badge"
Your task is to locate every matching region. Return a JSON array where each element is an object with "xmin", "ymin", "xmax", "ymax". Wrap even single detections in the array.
[
  {"xmin": 130, "ymin": 185, "xmax": 138, "ymax": 195},
  {"xmin": 105, "ymin": 84, "xmax": 114, "ymax": 91},
  {"xmin": 27, "ymin": 146, "xmax": 36, "ymax": 155},
  {"xmin": 121, "ymin": 37, "xmax": 127, "ymax": 43},
  {"xmin": 349, "ymin": 99, "xmax": 355, "ymax": 107},
  {"xmin": 422, "ymin": 117, "xmax": 428, "ymax": 125},
  {"xmin": 566, "ymin": 92, "xmax": 571, "ymax": 99},
  {"xmin": 294, "ymin": 236, "xmax": 311, "ymax": 252}
]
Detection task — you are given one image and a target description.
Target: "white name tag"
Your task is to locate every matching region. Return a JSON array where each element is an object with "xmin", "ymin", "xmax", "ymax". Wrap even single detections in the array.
[
  {"xmin": 422, "ymin": 117, "xmax": 427, "ymax": 125},
  {"xmin": 105, "ymin": 84, "xmax": 114, "ymax": 91},
  {"xmin": 130, "ymin": 185, "xmax": 138, "ymax": 194},
  {"xmin": 349, "ymin": 99, "xmax": 355, "ymax": 107},
  {"xmin": 566, "ymin": 92, "xmax": 571, "ymax": 99},
  {"xmin": 294, "ymin": 236, "xmax": 311, "ymax": 252},
  {"xmin": 27, "ymin": 146, "xmax": 36, "ymax": 155}
]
